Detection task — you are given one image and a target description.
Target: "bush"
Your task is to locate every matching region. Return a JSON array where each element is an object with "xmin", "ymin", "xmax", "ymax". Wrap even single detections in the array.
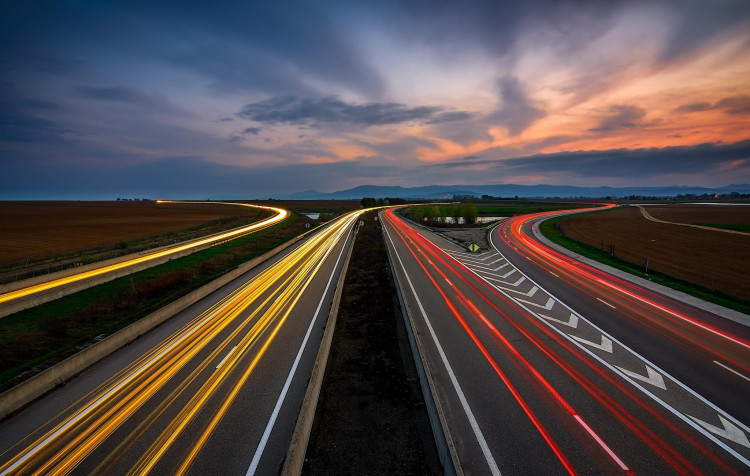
[{"xmin": 463, "ymin": 201, "xmax": 478, "ymax": 225}]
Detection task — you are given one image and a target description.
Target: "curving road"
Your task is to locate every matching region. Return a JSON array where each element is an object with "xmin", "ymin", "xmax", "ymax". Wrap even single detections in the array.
[
  {"xmin": 0, "ymin": 201, "xmax": 289, "ymax": 317},
  {"xmin": 0, "ymin": 208, "xmax": 362, "ymax": 475},
  {"xmin": 382, "ymin": 206, "xmax": 749, "ymax": 475}
]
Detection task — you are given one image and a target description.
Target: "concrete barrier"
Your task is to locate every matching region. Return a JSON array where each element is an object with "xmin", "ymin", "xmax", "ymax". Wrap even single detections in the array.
[
  {"xmin": 281, "ymin": 225, "xmax": 357, "ymax": 476},
  {"xmin": 0, "ymin": 233, "xmax": 306, "ymax": 420}
]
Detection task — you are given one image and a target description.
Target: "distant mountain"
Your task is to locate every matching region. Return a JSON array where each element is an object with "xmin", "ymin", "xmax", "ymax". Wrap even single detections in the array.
[{"xmin": 274, "ymin": 183, "xmax": 750, "ymax": 200}]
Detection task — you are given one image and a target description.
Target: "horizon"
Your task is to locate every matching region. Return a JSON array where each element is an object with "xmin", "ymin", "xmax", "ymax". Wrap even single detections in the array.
[{"xmin": 2, "ymin": 1, "xmax": 750, "ymax": 199}]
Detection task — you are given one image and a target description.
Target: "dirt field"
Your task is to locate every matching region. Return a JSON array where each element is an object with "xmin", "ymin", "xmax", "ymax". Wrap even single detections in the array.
[
  {"xmin": 559, "ymin": 206, "xmax": 750, "ymax": 300},
  {"xmin": 644, "ymin": 204, "xmax": 750, "ymax": 225},
  {"xmin": 0, "ymin": 201, "xmax": 261, "ymax": 266}
]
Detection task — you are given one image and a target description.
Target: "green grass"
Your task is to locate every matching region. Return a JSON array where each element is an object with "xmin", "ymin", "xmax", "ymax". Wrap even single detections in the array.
[
  {"xmin": 0, "ymin": 215, "xmax": 306, "ymax": 386},
  {"xmin": 694, "ymin": 223, "xmax": 750, "ymax": 233},
  {"xmin": 539, "ymin": 216, "xmax": 750, "ymax": 315}
]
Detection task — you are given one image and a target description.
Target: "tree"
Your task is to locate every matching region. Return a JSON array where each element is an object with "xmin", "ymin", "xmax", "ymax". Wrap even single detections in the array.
[
  {"xmin": 413, "ymin": 206, "xmax": 425, "ymax": 222},
  {"xmin": 462, "ymin": 201, "xmax": 478, "ymax": 225},
  {"xmin": 451, "ymin": 206, "xmax": 462, "ymax": 224},
  {"xmin": 361, "ymin": 197, "xmax": 377, "ymax": 208}
]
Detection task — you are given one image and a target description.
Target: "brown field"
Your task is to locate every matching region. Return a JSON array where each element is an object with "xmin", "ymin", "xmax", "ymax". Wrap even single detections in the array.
[
  {"xmin": 0, "ymin": 201, "xmax": 261, "ymax": 266},
  {"xmin": 560, "ymin": 206, "xmax": 750, "ymax": 300},
  {"xmin": 644, "ymin": 204, "xmax": 750, "ymax": 226}
]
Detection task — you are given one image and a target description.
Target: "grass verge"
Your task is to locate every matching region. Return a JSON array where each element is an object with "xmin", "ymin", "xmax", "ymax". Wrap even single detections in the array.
[
  {"xmin": 0, "ymin": 214, "xmax": 307, "ymax": 389},
  {"xmin": 540, "ymin": 216, "xmax": 750, "ymax": 315}
]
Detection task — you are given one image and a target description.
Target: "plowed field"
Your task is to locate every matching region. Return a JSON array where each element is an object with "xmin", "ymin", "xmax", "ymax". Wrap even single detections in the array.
[
  {"xmin": 559, "ymin": 206, "xmax": 750, "ymax": 300},
  {"xmin": 644, "ymin": 204, "xmax": 750, "ymax": 226},
  {"xmin": 0, "ymin": 201, "xmax": 260, "ymax": 266}
]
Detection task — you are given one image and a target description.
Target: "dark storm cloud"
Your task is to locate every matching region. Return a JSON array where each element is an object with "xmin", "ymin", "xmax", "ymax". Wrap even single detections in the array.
[
  {"xmin": 0, "ymin": 92, "xmax": 69, "ymax": 143},
  {"xmin": 497, "ymin": 141, "xmax": 750, "ymax": 177},
  {"xmin": 657, "ymin": 0, "xmax": 750, "ymax": 63},
  {"xmin": 486, "ymin": 75, "xmax": 545, "ymax": 135},
  {"xmin": 238, "ymin": 96, "xmax": 470, "ymax": 127},
  {"xmin": 145, "ymin": 0, "xmax": 384, "ymax": 96},
  {"xmin": 588, "ymin": 105, "xmax": 647, "ymax": 132}
]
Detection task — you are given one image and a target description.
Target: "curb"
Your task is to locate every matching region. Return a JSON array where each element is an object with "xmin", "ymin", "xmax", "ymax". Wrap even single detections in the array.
[
  {"xmin": 0, "ymin": 232, "xmax": 307, "ymax": 420},
  {"xmin": 381, "ymin": 212, "xmax": 462, "ymax": 476},
  {"xmin": 530, "ymin": 219, "xmax": 749, "ymax": 326},
  {"xmin": 281, "ymin": 223, "xmax": 357, "ymax": 476}
]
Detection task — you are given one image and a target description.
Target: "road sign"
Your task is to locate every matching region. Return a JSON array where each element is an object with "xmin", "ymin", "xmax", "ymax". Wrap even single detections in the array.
[
  {"xmin": 374, "ymin": 216, "xmax": 378, "ymax": 221},
  {"xmin": 359, "ymin": 220, "xmax": 364, "ymax": 226},
  {"xmin": 305, "ymin": 223, "xmax": 310, "ymax": 229},
  {"xmin": 467, "ymin": 243, "xmax": 481, "ymax": 253}
]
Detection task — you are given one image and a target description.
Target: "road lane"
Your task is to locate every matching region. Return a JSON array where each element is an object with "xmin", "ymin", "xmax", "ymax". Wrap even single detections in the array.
[
  {"xmin": 382, "ymin": 207, "xmax": 749, "ymax": 474},
  {"xmin": 0, "ymin": 201, "xmax": 289, "ymax": 317},
  {"xmin": 0, "ymin": 208, "xmax": 363, "ymax": 476}
]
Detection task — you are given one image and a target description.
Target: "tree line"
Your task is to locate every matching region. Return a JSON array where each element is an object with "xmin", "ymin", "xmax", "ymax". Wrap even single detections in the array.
[
  {"xmin": 404, "ymin": 202, "xmax": 478, "ymax": 226},
  {"xmin": 360, "ymin": 197, "xmax": 408, "ymax": 207}
]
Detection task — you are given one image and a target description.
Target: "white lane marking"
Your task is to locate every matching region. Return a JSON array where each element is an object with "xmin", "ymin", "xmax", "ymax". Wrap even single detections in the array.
[
  {"xmin": 215, "ymin": 346, "xmax": 237, "ymax": 369},
  {"xmin": 571, "ymin": 335, "xmax": 613, "ymax": 353},
  {"xmin": 713, "ymin": 361, "xmax": 750, "ymax": 383},
  {"xmin": 484, "ymin": 224, "xmax": 750, "ymax": 466},
  {"xmin": 385, "ymin": 226, "xmax": 502, "ymax": 476},
  {"xmin": 483, "ymin": 269, "xmax": 517, "ymax": 280},
  {"xmin": 539, "ymin": 312, "xmax": 579, "ymax": 329},
  {"xmin": 517, "ymin": 296, "xmax": 554, "ymax": 311},
  {"xmin": 246, "ymin": 231, "xmax": 351, "ymax": 476},
  {"xmin": 573, "ymin": 415, "xmax": 630, "ymax": 471},
  {"xmin": 596, "ymin": 298, "xmax": 616, "ymax": 309},
  {"xmin": 469, "ymin": 262, "xmax": 510, "ymax": 272},
  {"xmin": 613, "ymin": 365, "xmax": 666, "ymax": 390},
  {"xmin": 688, "ymin": 415, "xmax": 750, "ymax": 449},
  {"xmin": 549, "ymin": 272, "xmax": 560, "ymax": 278},
  {"xmin": 496, "ymin": 285, "xmax": 538, "ymax": 298}
]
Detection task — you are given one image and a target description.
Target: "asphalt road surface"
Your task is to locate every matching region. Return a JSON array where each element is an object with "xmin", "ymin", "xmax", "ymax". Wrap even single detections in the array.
[
  {"xmin": 382, "ymin": 207, "xmax": 749, "ymax": 475},
  {"xmin": 0, "ymin": 209, "xmax": 361, "ymax": 476}
]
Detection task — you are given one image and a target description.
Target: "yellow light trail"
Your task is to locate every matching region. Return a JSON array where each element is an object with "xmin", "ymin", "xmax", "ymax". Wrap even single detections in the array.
[
  {"xmin": 0, "ymin": 201, "xmax": 289, "ymax": 307},
  {"xmin": 0, "ymin": 207, "xmax": 365, "ymax": 476}
]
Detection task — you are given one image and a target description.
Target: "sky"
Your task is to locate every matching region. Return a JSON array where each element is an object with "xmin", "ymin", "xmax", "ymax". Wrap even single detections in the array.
[{"xmin": 1, "ymin": 0, "xmax": 750, "ymax": 199}]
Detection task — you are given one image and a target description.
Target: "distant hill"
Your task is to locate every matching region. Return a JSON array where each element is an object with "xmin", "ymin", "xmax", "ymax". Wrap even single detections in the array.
[{"xmin": 274, "ymin": 183, "xmax": 750, "ymax": 200}]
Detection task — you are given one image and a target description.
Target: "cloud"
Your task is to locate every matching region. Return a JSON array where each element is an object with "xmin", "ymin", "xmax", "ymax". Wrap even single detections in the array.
[
  {"xmin": 237, "ymin": 96, "xmax": 470, "ymax": 127},
  {"xmin": 498, "ymin": 140, "xmax": 750, "ymax": 177},
  {"xmin": 588, "ymin": 105, "xmax": 647, "ymax": 132},
  {"xmin": 76, "ymin": 86, "xmax": 185, "ymax": 115},
  {"xmin": 243, "ymin": 127, "xmax": 262, "ymax": 135},
  {"xmin": 486, "ymin": 75, "xmax": 545, "ymax": 136},
  {"xmin": 715, "ymin": 95, "xmax": 750, "ymax": 115},
  {"xmin": 675, "ymin": 95, "xmax": 750, "ymax": 116},
  {"xmin": 674, "ymin": 102, "xmax": 713, "ymax": 114}
]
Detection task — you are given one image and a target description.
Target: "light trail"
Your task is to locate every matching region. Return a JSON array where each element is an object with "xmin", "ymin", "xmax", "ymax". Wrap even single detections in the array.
[
  {"xmin": 0, "ymin": 208, "xmax": 363, "ymax": 476},
  {"xmin": 0, "ymin": 201, "xmax": 289, "ymax": 308},
  {"xmin": 383, "ymin": 207, "xmax": 744, "ymax": 474},
  {"xmin": 497, "ymin": 206, "xmax": 750, "ymax": 372}
]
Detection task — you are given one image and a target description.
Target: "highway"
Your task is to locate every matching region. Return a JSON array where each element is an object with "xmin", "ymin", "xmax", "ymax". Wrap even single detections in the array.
[
  {"xmin": 0, "ymin": 201, "xmax": 288, "ymax": 317},
  {"xmin": 0, "ymin": 208, "xmax": 362, "ymax": 475},
  {"xmin": 382, "ymin": 207, "xmax": 750, "ymax": 475}
]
